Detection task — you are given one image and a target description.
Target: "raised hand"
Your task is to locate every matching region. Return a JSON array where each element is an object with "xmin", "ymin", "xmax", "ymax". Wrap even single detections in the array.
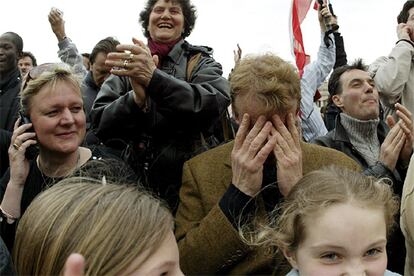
[
  {"xmin": 388, "ymin": 103, "xmax": 414, "ymax": 165},
  {"xmin": 397, "ymin": 23, "xmax": 414, "ymax": 41},
  {"xmin": 318, "ymin": 1, "xmax": 334, "ymax": 33},
  {"xmin": 48, "ymin": 8, "xmax": 66, "ymax": 42},
  {"xmin": 105, "ymin": 38, "xmax": 156, "ymax": 88},
  {"xmin": 233, "ymin": 44, "xmax": 242, "ymax": 66},
  {"xmin": 380, "ymin": 118, "xmax": 406, "ymax": 171}
]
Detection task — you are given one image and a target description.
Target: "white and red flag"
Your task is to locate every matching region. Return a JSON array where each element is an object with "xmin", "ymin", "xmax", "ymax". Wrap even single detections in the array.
[{"xmin": 289, "ymin": 0, "xmax": 314, "ymax": 76}]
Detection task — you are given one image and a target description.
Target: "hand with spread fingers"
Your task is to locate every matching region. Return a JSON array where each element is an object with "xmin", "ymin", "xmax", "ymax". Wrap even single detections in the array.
[
  {"xmin": 231, "ymin": 114, "xmax": 277, "ymax": 197},
  {"xmin": 271, "ymin": 113, "xmax": 303, "ymax": 197},
  {"xmin": 386, "ymin": 103, "xmax": 414, "ymax": 165},
  {"xmin": 105, "ymin": 38, "xmax": 158, "ymax": 107},
  {"xmin": 380, "ymin": 117, "xmax": 406, "ymax": 171},
  {"xmin": 8, "ymin": 118, "xmax": 37, "ymax": 187},
  {"xmin": 105, "ymin": 38, "xmax": 157, "ymax": 88}
]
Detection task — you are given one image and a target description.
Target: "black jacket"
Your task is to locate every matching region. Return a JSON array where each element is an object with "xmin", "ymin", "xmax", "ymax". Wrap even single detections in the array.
[
  {"xmin": 81, "ymin": 71, "xmax": 99, "ymax": 124},
  {"xmin": 91, "ymin": 40, "xmax": 231, "ymax": 210},
  {"xmin": 0, "ymin": 129, "xmax": 11, "ymax": 178},
  {"xmin": 81, "ymin": 71, "xmax": 101, "ymax": 145},
  {"xmin": 0, "ymin": 237, "xmax": 14, "ymax": 275},
  {"xmin": 0, "ymin": 69, "xmax": 21, "ymax": 132},
  {"xmin": 313, "ymin": 116, "xmax": 405, "ymax": 194},
  {"xmin": 323, "ymin": 31, "xmax": 347, "ymax": 131}
]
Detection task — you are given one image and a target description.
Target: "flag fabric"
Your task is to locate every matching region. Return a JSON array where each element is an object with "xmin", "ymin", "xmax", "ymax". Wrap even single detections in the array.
[
  {"xmin": 313, "ymin": 1, "xmax": 320, "ymax": 10},
  {"xmin": 289, "ymin": 0, "xmax": 314, "ymax": 76}
]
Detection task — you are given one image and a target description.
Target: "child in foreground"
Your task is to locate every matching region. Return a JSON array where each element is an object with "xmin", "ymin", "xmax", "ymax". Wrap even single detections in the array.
[
  {"xmin": 13, "ymin": 177, "xmax": 184, "ymax": 275},
  {"xmin": 255, "ymin": 166, "xmax": 401, "ymax": 276}
]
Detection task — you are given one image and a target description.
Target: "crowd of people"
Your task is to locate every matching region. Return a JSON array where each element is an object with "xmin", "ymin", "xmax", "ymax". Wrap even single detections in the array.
[{"xmin": 0, "ymin": 0, "xmax": 413, "ymax": 275}]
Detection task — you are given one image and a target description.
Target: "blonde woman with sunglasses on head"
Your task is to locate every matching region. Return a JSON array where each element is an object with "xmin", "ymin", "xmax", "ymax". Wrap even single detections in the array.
[{"xmin": 0, "ymin": 64, "xmax": 127, "ymax": 251}]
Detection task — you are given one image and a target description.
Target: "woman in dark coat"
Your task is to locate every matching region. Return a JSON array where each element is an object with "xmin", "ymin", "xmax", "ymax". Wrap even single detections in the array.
[{"xmin": 91, "ymin": 0, "xmax": 230, "ymax": 211}]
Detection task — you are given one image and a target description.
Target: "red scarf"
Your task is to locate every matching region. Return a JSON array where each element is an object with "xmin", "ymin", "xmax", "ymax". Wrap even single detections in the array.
[{"xmin": 148, "ymin": 38, "xmax": 181, "ymax": 67}]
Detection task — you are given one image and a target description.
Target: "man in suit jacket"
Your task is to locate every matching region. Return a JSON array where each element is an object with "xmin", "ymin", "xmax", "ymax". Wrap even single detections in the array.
[{"xmin": 175, "ymin": 53, "xmax": 361, "ymax": 275}]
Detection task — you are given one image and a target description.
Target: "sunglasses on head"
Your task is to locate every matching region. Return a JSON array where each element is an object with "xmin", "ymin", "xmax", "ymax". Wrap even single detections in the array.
[{"xmin": 22, "ymin": 62, "xmax": 71, "ymax": 91}]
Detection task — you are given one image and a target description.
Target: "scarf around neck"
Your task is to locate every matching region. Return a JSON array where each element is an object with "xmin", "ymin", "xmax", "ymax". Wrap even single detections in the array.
[
  {"xmin": 148, "ymin": 38, "xmax": 181, "ymax": 67},
  {"xmin": 340, "ymin": 113, "xmax": 381, "ymax": 166}
]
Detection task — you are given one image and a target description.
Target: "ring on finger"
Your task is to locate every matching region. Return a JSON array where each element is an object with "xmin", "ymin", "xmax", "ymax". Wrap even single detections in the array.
[
  {"xmin": 128, "ymin": 53, "xmax": 134, "ymax": 60},
  {"xmin": 123, "ymin": 59, "xmax": 129, "ymax": 68},
  {"xmin": 13, "ymin": 143, "xmax": 20, "ymax": 150}
]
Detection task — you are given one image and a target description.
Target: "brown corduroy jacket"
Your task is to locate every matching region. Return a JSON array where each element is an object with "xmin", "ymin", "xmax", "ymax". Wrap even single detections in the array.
[
  {"xmin": 175, "ymin": 141, "xmax": 361, "ymax": 275},
  {"xmin": 401, "ymin": 155, "xmax": 414, "ymax": 276}
]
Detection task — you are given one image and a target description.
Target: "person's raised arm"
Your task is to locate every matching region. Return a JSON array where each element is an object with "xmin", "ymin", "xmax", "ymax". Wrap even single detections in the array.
[
  {"xmin": 370, "ymin": 23, "xmax": 414, "ymax": 108},
  {"xmin": 48, "ymin": 8, "xmax": 66, "ymax": 42},
  {"xmin": 330, "ymin": 15, "xmax": 348, "ymax": 69},
  {"xmin": 48, "ymin": 8, "xmax": 86, "ymax": 76},
  {"xmin": 300, "ymin": 2, "xmax": 335, "ymax": 141},
  {"xmin": 92, "ymin": 38, "xmax": 230, "ymax": 140}
]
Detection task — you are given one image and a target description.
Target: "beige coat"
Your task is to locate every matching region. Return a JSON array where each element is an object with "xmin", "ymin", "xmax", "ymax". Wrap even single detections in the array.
[
  {"xmin": 369, "ymin": 40, "xmax": 414, "ymax": 119},
  {"xmin": 401, "ymin": 155, "xmax": 414, "ymax": 276},
  {"xmin": 175, "ymin": 141, "xmax": 361, "ymax": 275}
]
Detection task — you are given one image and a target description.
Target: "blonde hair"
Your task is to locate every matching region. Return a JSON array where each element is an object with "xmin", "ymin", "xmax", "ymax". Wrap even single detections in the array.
[
  {"xmin": 230, "ymin": 53, "xmax": 301, "ymax": 119},
  {"xmin": 20, "ymin": 64, "xmax": 82, "ymax": 115},
  {"xmin": 13, "ymin": 178, "xmax": 173, "ymax": 275},
  {"xmin": 245, "ymin": 166, "xmax": 399, "ymax": 253}
]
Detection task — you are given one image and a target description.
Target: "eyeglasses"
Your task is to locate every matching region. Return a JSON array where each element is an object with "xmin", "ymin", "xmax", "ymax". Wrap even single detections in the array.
[{"xmin": 21, "ymin": 62, "xmax": 72, "ymax": 91}]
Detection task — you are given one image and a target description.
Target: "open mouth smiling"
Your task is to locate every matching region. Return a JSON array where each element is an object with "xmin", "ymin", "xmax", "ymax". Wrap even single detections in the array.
[{"xmin": 158, "ymin": 23, "xmax": 173, "ymax": 29}]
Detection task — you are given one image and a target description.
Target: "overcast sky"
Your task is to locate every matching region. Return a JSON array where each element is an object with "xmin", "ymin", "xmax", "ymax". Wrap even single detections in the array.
[{"xmin": 1, "ymin": 0, "xmax": 408, "ymax": 76}]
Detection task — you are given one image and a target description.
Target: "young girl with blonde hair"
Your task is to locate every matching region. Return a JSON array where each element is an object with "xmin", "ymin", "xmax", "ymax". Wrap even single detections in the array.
[{"xmin": 253, "ymin": 166, "xmax": 401, "ymax": 276}]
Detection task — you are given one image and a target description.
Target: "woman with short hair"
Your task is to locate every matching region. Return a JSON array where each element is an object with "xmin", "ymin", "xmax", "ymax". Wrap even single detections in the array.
[
  {"xmin": 91, "ymin": 0, "xmax": 230, "ymax": 212},
  {"xmin": 0, "ymin": 64, "xmax": 129, "ymax": 251}
]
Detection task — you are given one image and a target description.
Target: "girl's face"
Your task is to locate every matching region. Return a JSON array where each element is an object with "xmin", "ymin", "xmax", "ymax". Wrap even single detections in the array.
[
  {"xmin": 121, "ymin": 231, "xmax": 183, "ymax": 276},
  {"xmin": 285, "ymin": 203, "xmax": 388, "ymax": 276}
]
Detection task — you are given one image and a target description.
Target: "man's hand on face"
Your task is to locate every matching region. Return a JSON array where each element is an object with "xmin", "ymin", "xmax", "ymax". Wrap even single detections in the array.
[
  {"xmin": 271, "ymin": 113, "xmax": 303, "ymax": 197},
  {"xmin": 231, "ymin": 114, "xmax": 277, "ymax": 197}
]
